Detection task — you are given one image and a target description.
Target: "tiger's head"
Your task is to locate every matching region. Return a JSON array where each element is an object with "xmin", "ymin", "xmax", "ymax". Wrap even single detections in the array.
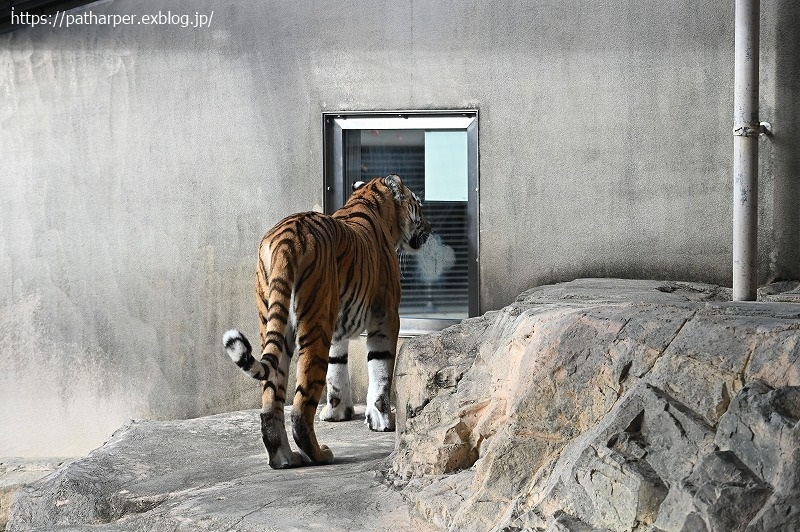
[{"xmin": 354, "ymin": 175, "xmax": 431, "ymax": 252}]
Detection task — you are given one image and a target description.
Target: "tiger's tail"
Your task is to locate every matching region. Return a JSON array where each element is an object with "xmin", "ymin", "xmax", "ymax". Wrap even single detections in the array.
[
  {"xmin": 223, "ymin": 235, "xmax": 296, "ymax": 383},
  {"xmin": 222, "ymin": 329, "xmax": 266, "ymax": 380}
]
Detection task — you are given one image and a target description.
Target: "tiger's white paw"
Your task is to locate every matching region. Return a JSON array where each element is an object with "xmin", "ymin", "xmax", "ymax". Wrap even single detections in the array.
[
  {"xmin": 320, "ymin": 400, "xmax": 354, "ymax": 422},
  {"xmin": 365, "ymin": 401, "xmax": 395, "ymax": 432}
]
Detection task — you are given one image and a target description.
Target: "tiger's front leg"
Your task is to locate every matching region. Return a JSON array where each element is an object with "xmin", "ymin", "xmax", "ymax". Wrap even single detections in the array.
[
  {"xmin": 320, "ymin": 339, "xmax": 355, "ymax": 421},
  {"xmin": 364, "ymin": 333, "xmax": 396, "ymax": 432}
]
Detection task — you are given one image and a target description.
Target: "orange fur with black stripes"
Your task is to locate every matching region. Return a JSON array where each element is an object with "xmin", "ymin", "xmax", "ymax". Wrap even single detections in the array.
[{"xmin": 223, "ymin": 175, "xmax": 430, "ymax": 468}]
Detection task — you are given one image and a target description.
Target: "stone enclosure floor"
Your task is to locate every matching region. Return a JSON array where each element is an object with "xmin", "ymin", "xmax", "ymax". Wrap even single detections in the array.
[{"xmin": 4, "ymin": 406, "xmax": 433, "ymax": 531}]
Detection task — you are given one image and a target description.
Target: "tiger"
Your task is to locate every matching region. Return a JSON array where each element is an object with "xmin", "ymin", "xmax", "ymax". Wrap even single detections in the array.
[{"xmin": 223, "ymin": 174, "xmax": 430, "ymax": 468}]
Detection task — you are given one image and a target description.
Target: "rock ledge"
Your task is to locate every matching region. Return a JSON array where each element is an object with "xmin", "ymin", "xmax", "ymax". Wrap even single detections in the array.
[{"xmin": 390, "ymin": 279, "xmax": 800, "ymax": 531}]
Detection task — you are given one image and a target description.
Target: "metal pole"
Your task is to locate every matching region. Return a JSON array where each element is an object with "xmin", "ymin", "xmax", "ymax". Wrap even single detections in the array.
[{"xmin": 732, "ymin": 0, "xmax": 760, "ymax": 301}]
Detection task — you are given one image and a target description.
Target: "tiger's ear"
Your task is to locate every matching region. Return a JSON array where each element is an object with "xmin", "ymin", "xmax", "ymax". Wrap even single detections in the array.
[
  {"xmin": 384, "ymin": 174, "xmax": 404, "ymax": 201},
  {"xmin": 352, "ymin": 181, "xmax": 366, "ymax": 191}
]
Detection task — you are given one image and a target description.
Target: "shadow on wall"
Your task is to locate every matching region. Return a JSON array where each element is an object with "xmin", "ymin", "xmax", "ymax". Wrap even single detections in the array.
[{"xmin": 773, "ymin": 0, "xmax": 800, "ymax": 280}]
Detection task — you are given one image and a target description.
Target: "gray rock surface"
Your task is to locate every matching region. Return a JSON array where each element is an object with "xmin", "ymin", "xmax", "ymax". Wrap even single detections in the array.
[
  {"xmin": 8, "ymin": 279, "xmax": 800, "ymax": 532},
  {"xmin": 0, "ymin": 458, "xmax": 75, "ymax": 530},
  {"xmin": 7, "ymin": 406, "xmax": 431, "ymax": 531},
  {"xmin": 390, "ymin": 279, "xmax": 800, "ymax": 531}
]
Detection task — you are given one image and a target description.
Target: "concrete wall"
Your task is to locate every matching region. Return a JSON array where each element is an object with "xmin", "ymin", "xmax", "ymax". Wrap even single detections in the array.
[{"xmin": 1, "ymin": 0, "xmax": 798, "ymax": 456}]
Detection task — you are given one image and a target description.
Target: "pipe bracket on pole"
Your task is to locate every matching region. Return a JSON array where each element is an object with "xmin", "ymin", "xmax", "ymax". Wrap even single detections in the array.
[{"xmin": 733, "ymin": 122, "xmax": 773, "ymax": 138}]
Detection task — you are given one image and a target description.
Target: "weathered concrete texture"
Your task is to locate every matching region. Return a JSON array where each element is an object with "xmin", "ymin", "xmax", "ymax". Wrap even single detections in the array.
[
  {"xmin": 390, "ymin": 279, "xmax": 800, "ymax": 531},
  {"xmin": 7, "ymin": 406, "xmax": 431, "ymax": 532},
  {"xmin": 3, "ymin": 0, "xmax": 800, "ymax": 458}
]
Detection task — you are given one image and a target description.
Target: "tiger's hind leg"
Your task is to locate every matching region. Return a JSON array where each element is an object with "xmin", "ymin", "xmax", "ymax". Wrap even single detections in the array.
[
  {"xmin": 291, "ymin": 319, "xmax": 335, "ymax": 465},
  {"xmin": 320, "ymin": 339, "xmax": 355, "ymax": 422},
  {"xmin": 224, "ymin": 326, "xmax": 301, "ymax": 469},
  {"xmin": 255, "ymin": 261, "xmax": 302, "ymax": 469},
  {"xmin": 262, "ymin": 330, "xmax": 305, "ymax": 468},
  {"xmin": 259, "ymin": 325, "xmax": 303, "ymax": 469}
]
